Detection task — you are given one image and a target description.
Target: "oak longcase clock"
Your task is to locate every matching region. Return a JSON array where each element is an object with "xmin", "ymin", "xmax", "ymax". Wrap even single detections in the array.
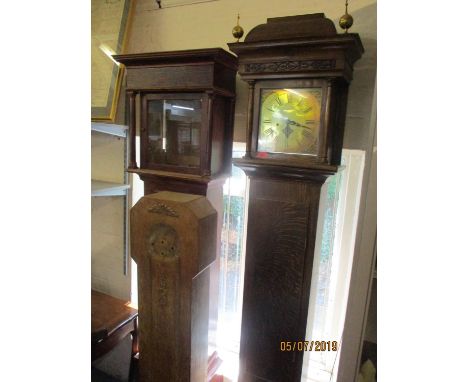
[{"xmin": 228, "ymin": 13, "xmax": 363, "ymax": 382}]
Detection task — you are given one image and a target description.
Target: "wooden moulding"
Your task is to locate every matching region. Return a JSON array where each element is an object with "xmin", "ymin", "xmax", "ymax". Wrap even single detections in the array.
[
  {"xmin": 114, "ymin": 48, "xmax": 238, "ymax": 95},
  {"xmin": 130, "ymin": 191, "xmax": 217, "ymax": 382}
]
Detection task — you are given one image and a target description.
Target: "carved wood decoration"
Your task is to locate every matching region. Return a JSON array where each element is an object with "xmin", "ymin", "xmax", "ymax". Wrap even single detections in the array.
[
  {"xmin": 228, "ymin": 13, "xmax": 363, "ymax": 382},
  {"xmin": 244, "ymin": 59, "xmax": 336, "ymax": 73},
  {"xmin": 131, "ymin": 191, "xmax": 217, "ymax": 382}
]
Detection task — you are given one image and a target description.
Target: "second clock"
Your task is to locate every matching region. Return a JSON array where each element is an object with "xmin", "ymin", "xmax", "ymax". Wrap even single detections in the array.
[{"xmin": 228, "ymin": 13, "xmax": 363, "ymax": 382}]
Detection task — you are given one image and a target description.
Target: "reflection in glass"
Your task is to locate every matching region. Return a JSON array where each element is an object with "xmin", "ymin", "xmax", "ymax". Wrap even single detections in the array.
[{"xmin": 147, "ymin": 99, "xmax": 202, "ymax": 168}]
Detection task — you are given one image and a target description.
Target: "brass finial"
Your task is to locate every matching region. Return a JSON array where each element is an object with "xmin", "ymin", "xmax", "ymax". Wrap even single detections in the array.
[
  {"xmin": 339, "ymin": 0, "xmax": 354, "ymax": 33},
  {"xmin": 232, "ymin": 13, "xmax": 244, "ymax": 42}
]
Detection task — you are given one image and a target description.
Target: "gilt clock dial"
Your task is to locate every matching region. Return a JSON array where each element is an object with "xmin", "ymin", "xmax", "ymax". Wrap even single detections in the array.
[{"xmin": 257, "ymin": 88, "xmax": 322, "ymax": 155}]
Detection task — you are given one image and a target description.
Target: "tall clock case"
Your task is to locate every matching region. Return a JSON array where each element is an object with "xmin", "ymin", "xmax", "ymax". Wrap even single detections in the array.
[
  {"xmin": 252, "ymin": 77, "xmax": 347, "ymax": 165},
  {"xmin": 228, "ymin": 13, "xmax": 363, "ymax": 382}
]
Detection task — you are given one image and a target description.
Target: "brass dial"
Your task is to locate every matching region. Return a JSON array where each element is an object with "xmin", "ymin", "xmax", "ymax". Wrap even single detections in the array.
[{"xmin": 257, "ymin": 88, "xmax": 322, "ymax": 155}]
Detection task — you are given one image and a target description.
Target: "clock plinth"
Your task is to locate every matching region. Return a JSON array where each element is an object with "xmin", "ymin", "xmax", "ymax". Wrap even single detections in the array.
[{"xmin": 229, "ymin": 13, "xmax": 363, "ymax": 382}]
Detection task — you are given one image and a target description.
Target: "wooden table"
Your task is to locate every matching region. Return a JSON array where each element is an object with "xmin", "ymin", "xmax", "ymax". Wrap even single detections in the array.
[{"xmin": 91, "ymin": 290, "xmax": 138, "ymax": 366}]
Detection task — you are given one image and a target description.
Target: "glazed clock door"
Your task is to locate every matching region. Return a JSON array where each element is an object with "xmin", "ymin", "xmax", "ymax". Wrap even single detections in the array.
[{"xmin": 140, "ymin": 93, "xmax": 208, "ymax": 175}]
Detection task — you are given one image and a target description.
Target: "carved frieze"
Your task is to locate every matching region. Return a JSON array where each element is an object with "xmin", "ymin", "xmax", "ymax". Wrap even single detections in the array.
[{"xmin": 244, "ymin": 59, "xmax": 336, "ymax": 73}]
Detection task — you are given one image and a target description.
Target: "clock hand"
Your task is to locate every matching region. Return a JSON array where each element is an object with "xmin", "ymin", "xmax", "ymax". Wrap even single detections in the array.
[
  {"xmin": 287, "ymin": 119, "xmax": 311, "ymax": 130},
  {"xmin": 282, "ymin": 119, "xmax": 294, "ymax": 147}
]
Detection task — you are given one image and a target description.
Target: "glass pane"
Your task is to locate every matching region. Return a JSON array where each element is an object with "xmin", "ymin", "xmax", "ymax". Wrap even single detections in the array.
[
  {"xmin": 147, "ymin": 98, "xmax": 202, "ymax": 167},
  {"xmin": 302, "ymin": 150, "xmax": 366, "ymax": 379},
  {"xmin": 302, "ymin": 170, "xmax": 344, "ymax": 380},
  {"xmin": 258, "ymin": 88, "xmax": 322, "ymax": 155},
  {"xmin": 311, "ymin": 173, "xmax": 342, "ymax": 340},
  {"xmin": 216, "ymin": 143, "xmax": 247, "ymax": 380}
]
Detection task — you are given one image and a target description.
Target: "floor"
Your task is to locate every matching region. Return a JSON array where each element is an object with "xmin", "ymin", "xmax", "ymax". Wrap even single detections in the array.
[
  {"xmin": 92, "ymin": 367, "xmax": 122, "ymax": 382},
  {"xmin": 92, "ymin": 334, "xmax": 133, "ymax": 382}
]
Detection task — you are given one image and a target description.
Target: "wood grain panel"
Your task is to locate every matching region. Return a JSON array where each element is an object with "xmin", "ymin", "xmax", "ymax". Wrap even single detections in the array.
[
  {"xmin": 126, "ymin": 65, "xmax": 213, "ymax": 90},
  {"xmin": 241, "ymin": 197, "xmax": 309, "ymax": 381},
  {"xmin": 238, "ymin": 175, "xmax": 324, "ymax": 382}
]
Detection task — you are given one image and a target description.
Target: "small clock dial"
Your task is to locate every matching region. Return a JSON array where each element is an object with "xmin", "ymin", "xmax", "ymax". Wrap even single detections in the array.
[{"xmin": 257, "ymin": 88, "xmax": 322, "ymax": 155}]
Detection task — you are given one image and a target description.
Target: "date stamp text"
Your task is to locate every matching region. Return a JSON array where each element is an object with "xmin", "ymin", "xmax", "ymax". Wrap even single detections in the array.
[{"xmin": 280, "ymin": 341, "xmax": 338, "ymax": 352}]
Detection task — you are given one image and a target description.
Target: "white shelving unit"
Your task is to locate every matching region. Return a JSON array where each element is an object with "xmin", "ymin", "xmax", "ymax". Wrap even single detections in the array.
[
  {"xmin": 91, "ymin": 180, "xmax": 130, "ymax": 197},
  {"xmin": 91, "ymin": 122, "xmax": 131, "ymax": 300},
  {"xmin": 91, "ymin": 122, "xmax": 128, "ymax": 138}
]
